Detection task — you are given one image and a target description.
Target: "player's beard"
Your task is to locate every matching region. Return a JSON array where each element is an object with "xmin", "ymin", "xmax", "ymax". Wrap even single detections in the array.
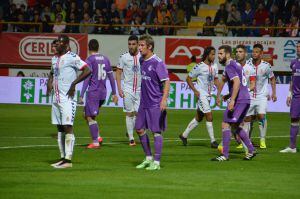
[{"xmin": 219, "ymin": 57, "xmax": 226, "ymax": 65}]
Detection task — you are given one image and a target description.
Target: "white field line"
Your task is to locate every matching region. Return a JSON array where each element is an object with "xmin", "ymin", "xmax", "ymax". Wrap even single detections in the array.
[{"xmin": 0, "ymin": 135, "xmax": 295, "ymax": 149}]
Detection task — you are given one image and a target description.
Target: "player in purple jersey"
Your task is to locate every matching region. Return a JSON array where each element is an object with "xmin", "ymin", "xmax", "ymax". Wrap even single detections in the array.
[
  {"xmin": 80, "ymin": 39, "xmax": 118, "ymax": 149},
  {"xmin": 47, "ymin": 35, "xmax": 91, "ymax": 168},
  {"xmin": 280, "ymin": 42, "xmax": 300, "ymax": 153},
  {"xmin": 212, "ymin": 45, "xmax": 256, "ymax": 161},
  {"xmin": 135, "ymin": 35, "xmax": 170, "ymax": 170}
]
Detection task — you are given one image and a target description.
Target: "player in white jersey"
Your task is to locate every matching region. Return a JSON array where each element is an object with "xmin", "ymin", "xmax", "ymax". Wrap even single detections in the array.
[
  {"xmin": 179, "ymin": 46, "xmax": 220, "ymax": 148},
  {"xmin": 46, "ymin": 35, "xmax": 91, "ymax": 169},
  {"xmin": 116, "ymin": 35, "xmax": 141, "ymax": 146},
  {"xmin": 246, "ymin": 44, "xmax": 277, "ymax": 149}
]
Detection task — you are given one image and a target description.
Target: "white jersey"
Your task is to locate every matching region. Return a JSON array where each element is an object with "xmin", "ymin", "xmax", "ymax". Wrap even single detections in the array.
[
  {"xmin": 51, "ymin": 51, "xmax": 87, "ymax": 103},
  {"xmin": 188, "ymin": 62, "xmax": 218, "ymax": 96},
  {"xmin": 242, "ymin": 59, "xmax": 256, "ymax": 97},
  {"xmin": 117, "ymin": 52, "xmax": 141, "ymax": 93},
  {"xmin": 249, "ymin": 60, "xmax": 274, "ymax": 100}
]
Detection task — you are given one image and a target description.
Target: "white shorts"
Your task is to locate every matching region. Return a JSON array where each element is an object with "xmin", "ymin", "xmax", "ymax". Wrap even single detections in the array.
[
  {"xmin": 197, "ymin": 96, "xmax": 211, "ymax": 113},
  {"xmin": 246, "ymin": 98, "xmax": 268, "ymax": 116},
  {"xmin": 51, "ymin": 100, "xmax": 77, "ymax": 125},
  {"xmin": 123, "ymin": 91, "xmax": 140, "ymax": 113}
]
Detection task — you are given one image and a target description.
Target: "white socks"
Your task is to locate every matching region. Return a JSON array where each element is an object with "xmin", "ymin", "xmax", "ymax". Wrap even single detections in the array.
[
  {"xmin": 259, "ymin": 118, "xmax": 267, "ymax": 139},
  {"xmin": 126, "ymin": 115, "xmax": 135, "ymax": 140},
  {"xmin": 206, "ymin": 121, "xmax": 216, "ymax": 142},
  {"xmin": 182, "ymin": 118, "xmax": 199, "ymax": 138},
  {"xmin": 57, "ymin": 132, "xmax": 65, "ymax": 158},
  {"xmin": 65, "ymin": 134, "xmax": 75, "ymax": 160},
  {"xmin": 243, "ymin": 122, "xmax": 251, "ymax": 137}
]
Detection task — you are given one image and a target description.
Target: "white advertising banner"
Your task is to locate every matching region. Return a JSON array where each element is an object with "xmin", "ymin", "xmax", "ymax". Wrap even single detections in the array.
[
  {"xmin": 88, "ymin": 35, "xmax": 299, "ymax": 71},
  {"xmin": 0, "ymin": 77, "xmax": 290, "ymax": 113}
]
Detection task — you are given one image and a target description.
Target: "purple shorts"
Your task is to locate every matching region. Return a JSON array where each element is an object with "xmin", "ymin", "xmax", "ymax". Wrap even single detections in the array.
[
  {"xmin": 84, "ymin": 98, "xmax": 105, "ymax": 117},
  {"xmin": 223, "ymin": 103, "xmax": 250, "ymax": 124},
  {"xmin": 135, "ymin": 106, "xmax": 167, "ymax": 132},
  {"xmin": 290, "ymin": 97, "xmax": 300, "ymax": 119}
]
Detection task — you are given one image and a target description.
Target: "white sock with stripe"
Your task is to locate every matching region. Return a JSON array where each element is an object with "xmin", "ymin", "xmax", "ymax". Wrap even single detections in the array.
[
  {"xmin": 182, "ymin": 118, "xmax": 199, "ymax": 138},
  {"xmin": 126, "ymin": 115, "xmax": 135, "ymax": 140},
  {"xmin": 206, "ymin": 121, "xmax": 215, "ymax": 142},
  {"xmin": 65, "ymin": 134, "xmax": 75, "ymax": 161},
  {"xmin": 57, "ymin": 132, "xmax": 65, "ymax": 158}
]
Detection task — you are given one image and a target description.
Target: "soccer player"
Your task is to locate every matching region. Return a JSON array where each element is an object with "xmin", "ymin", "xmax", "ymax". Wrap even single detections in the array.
[
  {"xmin": 280, "ymin": 42, "xmax": 300, "ymax": 153},
  {"xmin": 116, "ymin": 35, "xmax": 141, "ymax": 146},
  {"xmin": 47, "ymin": 35, "xmax": 91, "ymax": 168},
  {"xmin": 179, "ymin": 46, "xmax": 219, "ymax": 148},
  {"xmin": 135, "ymin": 35, "xmax": 170, "ymax": 170},
  {"xmin": 80, "ymin": 39, "xmax": 118, "ymax": 149},
  {"xmin": 212, "ymin": 45, "xmax": 255, "ymax": 161},
  {"xmin": 246, "ymin": 44, "xmax": 277, "ymax": 149}
]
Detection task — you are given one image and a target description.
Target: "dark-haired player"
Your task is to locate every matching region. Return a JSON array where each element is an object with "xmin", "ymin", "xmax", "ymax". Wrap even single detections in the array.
[
  {"xmin": 49, "ymin": 35, "xmax": 91, "ymax": 168},
  {"xmin": 179, "ymin": 46, "xmax": 219, "ymax": 148},
  {"xmin": 80, "ymin": 39, "xmax": 117, "ymax": 149}
]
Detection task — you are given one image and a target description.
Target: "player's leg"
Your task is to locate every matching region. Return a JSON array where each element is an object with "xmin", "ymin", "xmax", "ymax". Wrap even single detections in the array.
[
  {"xmin": 257, "ymin": 113, "xmax": 267, "ymax": 148},
  {"xmin": 205, "ymin": 111, "xmax": 218, "ymax": 148},
  {"xmin": 124, "ymin": 92, "xmax": 137, "ymax": 145},
  {"xmin": 212, "ymin": 122, "xmax": 231, "ymax": 161},
  {"xmin": 135, "ymin": 107, "xmax": 153, "ymax": 169},
  {"xmin": 179, "ymin": 108, "xmax": 204, "ymax": 146},
  {"xmin": 86, "ymin": 115, "xmax": 100, "ymax": 148}
]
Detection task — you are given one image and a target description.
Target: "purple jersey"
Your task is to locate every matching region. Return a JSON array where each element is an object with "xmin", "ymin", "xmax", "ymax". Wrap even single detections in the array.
[
  {"xmin": 290, "ymin": 58, "xmax": 300, "ymax": 98},
  {"xmin": 224, "ymin": 60, "xmax": 250, "ymax": 104},
  {"xmin": 140, "ymin": 54, "xmax": 169, "ymax": 108},
  {"xmin": 80, "ymin": 53, "xmax": 116, "ymax": 100}
]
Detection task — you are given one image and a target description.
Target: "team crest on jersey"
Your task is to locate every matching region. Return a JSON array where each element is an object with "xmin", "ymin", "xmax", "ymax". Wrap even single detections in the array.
[
  {"xmin": 148, "ymin": 65, "xmax": 153, "ymax": 71},
  {"xmin": 207, "ymin": 74, "xmax": 213, "ymax": 82},
  {"xmin": 66, "ymin": 116, "xmax": 70, "ymax": 122}
]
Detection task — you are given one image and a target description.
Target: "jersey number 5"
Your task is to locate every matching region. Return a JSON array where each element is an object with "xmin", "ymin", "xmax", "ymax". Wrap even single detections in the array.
[{"xmin": 98, "ymin": 64, "xmax": 107, "ymax": 80}]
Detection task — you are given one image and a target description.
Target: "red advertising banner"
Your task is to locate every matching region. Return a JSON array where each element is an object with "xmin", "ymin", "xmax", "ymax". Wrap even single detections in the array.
[
  {"xmin": 165, "ymin": 38, "xmax": 212, "ymax": 65},
  {"xmin": 0, "ymin": 33, "xmax": 87, "ymax": 66}
]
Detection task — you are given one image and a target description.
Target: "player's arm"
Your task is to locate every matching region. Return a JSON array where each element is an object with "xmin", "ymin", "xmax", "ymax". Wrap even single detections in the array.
[
  {"xmin": 67, "ymin": 66, "xmax": 91, "ymax": 99},
  {"xmin": 115, "ymin": 68, "xmax": 124, "ymax": 98},
  {"xmin": 161, "ymin": 79, "xmax": 170, "ymax": 111},
  {"xmin": 229, "ymin": 77, "xmax": 240, "ymax": 111},
  {"xmin": 108, "ymin": 71, "xmax": 118, "ymax": 105},
  {"xmin": 217, "ymin": 73, "xmax": 228, "ymax": 106},
  {"xmin": 186, "ymin": 76, "xmax": 199, "ymax": 98},
  {"xmin": 249, "ymin": 77, "xmax": 256, "ymax": 91},
  {"xmin": 79, "ymin": 74, "xmax": 91, "ymax": 104},
  {"xmin": 46, "ymin": 71, "xmax": 53, "ymax": 96},
  {"xmin": 268, "ymin": 66, "xmax": 277, "ymax": 102},
  {"xmin": 287, "ymin": 79, "xmax": 292, "ymax": 107}
]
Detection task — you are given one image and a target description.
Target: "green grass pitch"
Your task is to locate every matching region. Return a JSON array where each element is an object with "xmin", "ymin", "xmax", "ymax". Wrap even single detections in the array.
[{"xmin": 0, "ymin": 104, "xmax": 299, "ymax": 199}]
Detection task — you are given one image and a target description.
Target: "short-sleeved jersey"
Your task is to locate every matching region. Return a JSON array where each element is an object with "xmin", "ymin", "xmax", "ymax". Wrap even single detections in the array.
[
  {"xmin": 117, "ymin": 52, "xmax": 141, "ymax": 93},
  {"xmin": 291, "ymin": 58, "xmax": 300, "ymax": 98},
  {"xmin": 85, "ymin": 53, "xmax": 113, "ymax": 99},
  {"xmin": 51, "ymin": 51, "xmax": 87, "ymax": 103},
  {"xmin": 140, "ymin": 54, "xmax": 169, "ymax": 108},
  {"xmin": 223, "ymin": 60, "xmax": 250, "ymax": 104},
  {"xmin": 249, "ymin": 60, "xmax": 274, "ymax": 100},
  {"xmin": 188, "ymin": 62, "xmax": 218, "ymax": 96}
]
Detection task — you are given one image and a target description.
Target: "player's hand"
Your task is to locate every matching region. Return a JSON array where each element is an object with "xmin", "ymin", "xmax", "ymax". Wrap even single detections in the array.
[
  {"xmin": 216, "ymin": 95, "xmax": 221, "ymax": 107},
  {"xmin": 228, "ymin": 100, "xmax": 235, "ymax": 111},
  {"xmin": 222, "ymin": 94, "xmax": 230, "ymax": 101},
  {"xmin": 286, "ymin": 96, "xmax": 292, "ymax": 107},
  {"xmin": 78, "ymin": 97, "xmax": 84, "ymax": 105},
  {"xmin": 112, "ymin": 95, "xmax": 118, "ymax": 105},
  {"xmin": 67, "ymin": 84, "xmax": 76, "ymax": 99},
  {"xmin": 271, "ymin": 94, "xmax": 277, "ymax": 102},
  {"xmin": 160, "ymin": 98, "xmax": 168, "ymax": 111},
  {"xmin": 267, "ymin": 94, "xmax": 271, "ymax": 101},
  {"xmin": 118, "ymin": 89, "xmax": 124, "ymax": 98},
  {"xmin": 46, "ymin": 85, "xmax": 52, "ymax": 96},
  {"xmin": 193, "ymin": 90, "xmax": 200, "ymax": 98}
]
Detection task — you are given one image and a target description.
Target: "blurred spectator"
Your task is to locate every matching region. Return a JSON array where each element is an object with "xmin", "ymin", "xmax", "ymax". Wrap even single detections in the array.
[
  {"xmin": 93, "ymin": 8, "xmax": 103, "ymax": 22},
  {"xmin": 254, "ymin": 3, "xmax": 269, "ymax": 26},
  {"xmin": 17, "ymin": 71, "xmax": 25, "ymax": 77},
  {"xmin": 285, "ymin": 4, "xmax": 300, "ymax": 23},
  {"xmin": 94, "ymin": 15, "xmax": 109, "ymax": 34},
  {"xmin": 14, "ymin": 13, "xmax": 28, "ymax": 32},
  {"xmin": 19, "ymin": 4, "xmax": 29, "ymax": 21},
  {"xmin": 214, "ymin": 4, "xmax": 228, "ymax": 24},
  {"xmin": 237, "ymin": 23, "xmax": 250, "ymax": 36},
  {"xmin": 51, "ymin": 2, "xmax": 66, "ymax": 22},
  {"xmin": 53, "ymin": 13, "xmax": 66, "ymax": 33},
  {"xmin": 79, "ymin": 12, "xmax": 94, "ymax": 33},
  {"xmin": 130, "ymin": 15, "xmax": 146, "ymax": 35},
  {"xmin": 269, "ymin": 4, "xmax": 280, "ymax": 25},
  {"xmin": 214, "ymin": 18, "xmax": 228, "ymax": 36},
  {"xmin": 31, "ymin": 10, "xmax": 41, "ymax": 32},
  {"xmin": 81, "ymin": 0, "xmax": 93, "ymax": 19},
  {"xmin": 107, "ymin": 3, "xmax": 120, "ymax": 23},
  {"xmin": 110, "ymin": 16, "xmax": 124, "ymax": 34},
  {"xmin": 173, "ymin": 4, "xmax": 185, "ymax": 26},
  {"xmin": 241, "ymin": 1, "xmax": 254, "ymax": 25},
  {"xmin": 95, "ymin": 0, "xmax": 113, "ymax": 10},
  {"xmin": 42, "ymin": 14, "xmax": 52, "ymax": 32},
  {"xmin": 248, "ymin": 19, "xmax": 260, "ymax": 36},
  {"xmin": 260, "ymin": 17, "xmax": 273, "ymax": 37},
  {"xmin": 256, "ymin": 0, "xmax": 274, "ymax": 11},
  {"xmin": 227, "ymin": 4, "xmax": 241, "ymax": 36},
  {"xmin": 67, "ymin": 1, "xmax": 79, "ymax": 17},
  {"xmin": 286, "ymin": 16, "xmax": 299, "ymax": 37},
  {"xmin": 202, "ymin": 16, "xmax": 215, "ymax": 36},
  {"xmin": 66, "ymin": 12, "xmax": 79, "ymax": 33},
  {"xmin": 161, "ymin": 16, "xmax": 174, "ymax": 35},
  {"xmin": 148, "ymin": 17, "xmax": 162, "ymax": 35},
  {"xmin": 157, "ymin": 4, "xmax": 171, "ymax": 24},
  {"xmin": 274, "ymin": 18, "xmax": 288, "ymax": 37},
  {"xmin": 145, "ymin": 3, "xmax": 156, "ymax": 24},
  {"xmin": 125, "ymin": 3, "xmax": 142, "ymax": 24},
  {"xmin": 41, "ymin": 6, "xmax": 51, "ymax": 21},
  {"xmin": 278, "ymin": 0, "xmax": 295, "ymax": 20}
]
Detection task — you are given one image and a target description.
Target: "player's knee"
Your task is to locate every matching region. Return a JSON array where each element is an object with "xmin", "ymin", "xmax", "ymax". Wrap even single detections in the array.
[
  {"xmin": 136, "ymin": 129, "xmax": 145, "ymax": 135},
  {"xmin": 291, "ymin": 118, "xmax": 300, "ymax": 126},
  {"xmin": 126, "ymin": 112, "xmax": 134, "ymax": 117},
  {"xmin": 63, "ymin": 125, "xmax": 73, "ymax": 134},
  {"xmin": 153, "ymin": 132, "xmax": 162, "ymax": 137},
  {"xmin": 244, "ymin": 116, "xmax": 251, "ymax": 122},
  {"xmin": 205, "ymin": 113, "xmax": 213, "ymax": 122},
  {"xmin": 222, "ymin": 122, "xmax": 230, "ymax": 130}
]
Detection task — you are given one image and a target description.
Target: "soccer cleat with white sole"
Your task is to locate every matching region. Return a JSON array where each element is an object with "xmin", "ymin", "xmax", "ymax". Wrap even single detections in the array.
[
  {"xmin": 243, "ymin": 152, "xmax": 257, "ymax": 160},
  {"xmin": 280, "ymin": 147, "xmax": 297, "ymax": 153},
  {"xmin": 145, "ymin": 162, "xmax": 160, "ymax": 171},
  {"xmin": 50, "ymin": 158, "xmax": 64, "ymax": 167},
  {"xmin": 53, "ymin": 160, "xmax": 72, "ymax": 169},
  {"xmin": 260, "ymin": 139, "xmax": 267, "ymax": 149},
  {"xmin": 211, "ymin": 155, "xmax": 228, "ymax": 161},
  {"xmin": 136, "ymin": 159, "xmax": 152, "ymax": 169}
]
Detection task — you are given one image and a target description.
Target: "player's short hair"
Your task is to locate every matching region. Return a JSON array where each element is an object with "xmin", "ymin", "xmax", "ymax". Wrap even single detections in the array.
[
  {"xmin": 58, "ymin": 35, "xmax": 69, "ymax": 44},
  {"xmin": 253, "ymin": 43, "xmax": 263, "ymax": 51},
  {"xmin": 88, "ymin": 39, "xmax": 99, "ymax": 51},
  {"xmin": 236, "ymin": 44, "xmax": 247, "ymax": 51},
  {"xmin": 218, "ymin": 45, "xmax": 232, "ymax": 54},
  {"xmin": 202, "ymin": 46, "xmax": 215, "ymax": 61},
  {"xmin": 52, "ymin": 39, "xmax": 59, "ymax": 45},
  {"xmin": 139, "ymin": 35, "xmax": 154, "ymax": 51},
  {"xmin": 191, "ymin": 55, "xmax": 196, "ymax": 62},
  {"xmin": 128, "ymin": 35, "xmax": 138, "ymax": 42}
]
